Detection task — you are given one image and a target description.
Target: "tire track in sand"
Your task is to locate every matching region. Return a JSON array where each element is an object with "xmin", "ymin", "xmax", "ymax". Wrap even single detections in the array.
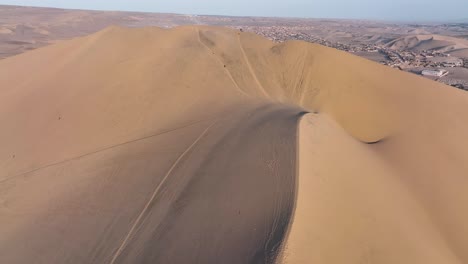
[
  {"xmin": 195, "ymin": 28, "xmax": 249, "ymax": 98},
  {"xmin": 109, "ymin": 121, "xmax": 217, "ymax": 264},
  {"xmin": 0, "ymin": 116, "xmax": 218, "ymax": 184},
  {"xmin": 237, "ymin": 33, "xmax": 270, "ymax": 98}
]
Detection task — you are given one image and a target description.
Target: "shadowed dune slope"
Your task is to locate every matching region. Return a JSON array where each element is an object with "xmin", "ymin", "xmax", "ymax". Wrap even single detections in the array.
[{"xmin": 0, "ymin": 25, "xmax": 468, "ymax": 263}]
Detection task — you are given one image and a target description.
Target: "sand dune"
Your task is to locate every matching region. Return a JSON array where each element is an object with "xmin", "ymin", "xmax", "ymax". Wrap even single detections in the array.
[
  {"xmin": 385, "ymin": 34, "xmax": 468, "ymax": 54},
  {"xmin": 0, "ymin": 26, "xmax": 468, "ymax": 263}
]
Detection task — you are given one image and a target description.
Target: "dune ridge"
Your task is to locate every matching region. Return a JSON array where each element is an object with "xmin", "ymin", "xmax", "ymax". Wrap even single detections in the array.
[{"xmin": 0, "ymin": 25, "xmax": 468, "ymax": 263}]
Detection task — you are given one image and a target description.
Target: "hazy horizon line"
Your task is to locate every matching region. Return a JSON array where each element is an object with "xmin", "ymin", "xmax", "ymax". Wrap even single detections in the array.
[{"xmin": 1, "ymin": 3, "xmax": 467, "ymax": 25}]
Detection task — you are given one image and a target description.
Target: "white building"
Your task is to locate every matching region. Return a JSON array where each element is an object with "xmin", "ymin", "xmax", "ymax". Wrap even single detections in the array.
[{"xmin": 422, "ymin": 69, "xmax": 448, "ymax": 77}]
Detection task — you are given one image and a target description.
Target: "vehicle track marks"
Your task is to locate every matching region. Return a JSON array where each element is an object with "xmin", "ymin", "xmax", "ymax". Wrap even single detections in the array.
[
  {"xmin": 0, "ymin": 117, "xmax": 216, "ymax": 184},
  {"xmin": 109, "ymin": 120, "xmax": 217, "ymax": 264},
  {"xmin": 238, "ymin": 34, "xmax": 269, "ymax": 98},
  {"xmin": 196, "ymin": 28, "xmax": 249, "ymax": 97}
]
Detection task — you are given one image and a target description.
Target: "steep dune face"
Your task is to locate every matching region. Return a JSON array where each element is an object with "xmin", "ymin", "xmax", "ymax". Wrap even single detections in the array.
[
  {"xmin": 0, "ymin": 26, "xmax": 467, "ymax": 263},
  {"xmin": 285, "ymin": 114, "xmax": 468, "ymax": 264}
]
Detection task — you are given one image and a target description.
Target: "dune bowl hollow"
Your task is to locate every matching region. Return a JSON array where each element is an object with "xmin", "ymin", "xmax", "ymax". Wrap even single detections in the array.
[{"xmin": 1, "ymin": 25, "xmax": 468, "ymax": 264}]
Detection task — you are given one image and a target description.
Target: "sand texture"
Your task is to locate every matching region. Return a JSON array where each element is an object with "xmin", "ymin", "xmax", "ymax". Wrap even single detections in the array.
[{"xmin": 0, "ymin": 26, "xmax": 467, "ymax": 263}]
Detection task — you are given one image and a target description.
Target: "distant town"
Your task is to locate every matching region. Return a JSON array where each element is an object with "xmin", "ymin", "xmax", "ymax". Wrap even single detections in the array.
[{"xmin": 233, "ymin": 25, "xmax": 468, "ymax": 91}]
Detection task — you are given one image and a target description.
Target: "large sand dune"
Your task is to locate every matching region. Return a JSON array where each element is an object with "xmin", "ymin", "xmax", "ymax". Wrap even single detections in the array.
[{"xmin": 0, "ymin": 26, "xmax": 467, "ymax": 263}]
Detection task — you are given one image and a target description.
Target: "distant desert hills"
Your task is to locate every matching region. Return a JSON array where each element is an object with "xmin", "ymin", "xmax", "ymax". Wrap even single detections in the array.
[
  {"xmin": 2, "ymin": 5, "xmax": 468, "ymax": 60},
  {"xmin": 385, "ymin": 34, "xmax": 468, "ymax": 56},
  {"xmin": 1, "ymin": 25, "xmax": 468, "ymax": 264},
  {"xmin": 0, "ymin": 5, "xmax": 198, "ymax": 58}
]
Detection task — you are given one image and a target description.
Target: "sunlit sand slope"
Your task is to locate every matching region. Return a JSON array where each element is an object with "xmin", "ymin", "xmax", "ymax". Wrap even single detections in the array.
[{"xmin": 0, "ymin": 26, "xmax": 467, "ymax": 263}]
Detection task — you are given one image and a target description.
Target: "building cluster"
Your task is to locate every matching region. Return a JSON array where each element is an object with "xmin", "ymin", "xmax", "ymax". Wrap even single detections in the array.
[
  {"xmin": 376, "ymin": 49, "xmax": 464, "ymax": 68},
  {"xmin": 440, "ymin": 79, "xmax": 468, "ymax": 91},
  {"xmin": 233, "ymin": 26, "xmax": 315, "ymax": 43}
]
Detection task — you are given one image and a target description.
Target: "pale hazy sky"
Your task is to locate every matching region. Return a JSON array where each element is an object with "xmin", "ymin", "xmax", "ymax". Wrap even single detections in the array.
[{"xmin": 1, "ymin": 0, "xmax": 467, "ymax": 22}]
